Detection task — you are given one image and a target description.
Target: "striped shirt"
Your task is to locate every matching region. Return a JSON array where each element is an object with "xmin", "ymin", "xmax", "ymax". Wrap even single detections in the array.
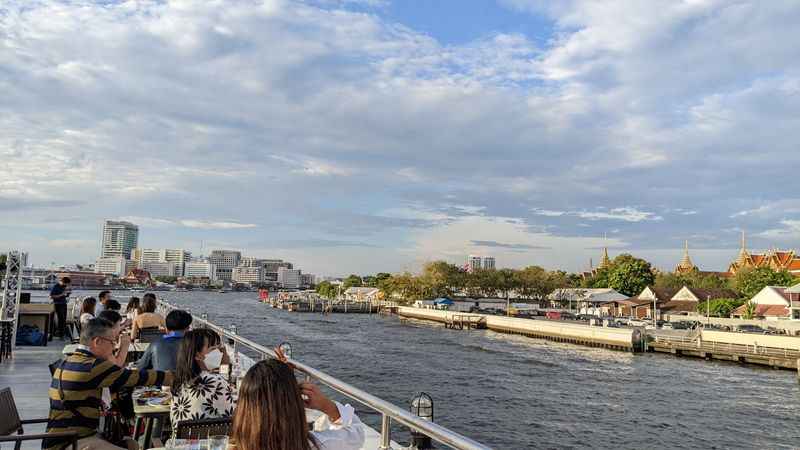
[{"xmin": 44, "ymin": 347, "xmax": 172, "ymax": 450}]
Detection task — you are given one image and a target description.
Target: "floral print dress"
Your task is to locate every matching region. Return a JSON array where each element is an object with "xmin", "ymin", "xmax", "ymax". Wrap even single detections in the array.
[{"xmin": 170, "ymin": 371, "xmax": 236, "ymax": 435}]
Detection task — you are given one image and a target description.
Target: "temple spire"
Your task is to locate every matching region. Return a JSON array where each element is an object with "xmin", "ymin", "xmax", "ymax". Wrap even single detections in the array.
[
  {"xmin": 675, "ymin": 239, "xmax": 696, "ymax": 273},
  {"xmin": 735, "ymin": 230, "xmax": 750, "ymax": 267},
  {"xmin": 599, "ymin": 233, "xmax": 611, "ymax": 268}
]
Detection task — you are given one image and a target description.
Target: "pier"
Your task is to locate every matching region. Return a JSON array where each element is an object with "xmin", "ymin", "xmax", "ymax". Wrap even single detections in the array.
[{"xmin": 398, "ymin": 307, "xmax": 643, "ymax": 351}]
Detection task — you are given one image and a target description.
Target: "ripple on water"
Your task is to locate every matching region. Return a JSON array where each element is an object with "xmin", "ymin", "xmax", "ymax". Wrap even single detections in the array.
[{"xmin": 145, "ymin": 292, "xmax": 800, "ymax": 450}]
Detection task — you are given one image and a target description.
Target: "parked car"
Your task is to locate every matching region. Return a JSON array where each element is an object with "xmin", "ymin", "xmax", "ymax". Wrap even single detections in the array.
[
  {"xmin": 736, "ymin": 324, "xmax": 766, "ymax": 334},
  {"xmin": 661, "ymin": 322, "xmax": 674, "ymax": 330}
]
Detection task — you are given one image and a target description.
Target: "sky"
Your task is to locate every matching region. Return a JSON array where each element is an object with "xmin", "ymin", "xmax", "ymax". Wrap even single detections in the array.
[{"xmin": 2, "ymin": 0, "xmax": 800, "ymax": 277}]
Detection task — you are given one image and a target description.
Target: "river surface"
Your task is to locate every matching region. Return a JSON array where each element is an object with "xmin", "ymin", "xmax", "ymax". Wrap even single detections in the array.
[{"xmin": 68, "ymin": 291, "xmax": 800, "ymax": 448}]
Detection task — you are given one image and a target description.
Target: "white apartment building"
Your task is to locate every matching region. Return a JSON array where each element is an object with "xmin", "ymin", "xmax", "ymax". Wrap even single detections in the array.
[
  {"xmin": 233, "ymin": 266, "xmax": 264, "ymax": 284},
  {"xmin": 141, "ymin": 261, "xmax": 177, "ymax": 278},
  {"xmin": 101, "ymin": 220, "xmax": 139, "ymax": 259},
  {"xmin": 209, "ymin": 250, "xmax": 241, "ymax": 281},
  {"xmin": 94, "ymin": 257, "xmax": 136, "ymax": 277},
  {"xmin": 134, "ymin": 248, "xmax": 191, "ymax": 276},
  {"xmin": 277, "ymin": 267, "xmax": 302, "ymax": 289},
  {"xmin": 184, "ymin": 261, "xmax": 217, "ymax": 280}
]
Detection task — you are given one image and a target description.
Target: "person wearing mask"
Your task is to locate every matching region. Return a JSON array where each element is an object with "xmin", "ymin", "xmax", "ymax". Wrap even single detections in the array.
[
  {"xmin": 79, "ymin": 297, "xmax": 97, "ymax": 326},
  {"xmin": 49, "ymin": 276, "xmax": 71, "ymax": 339},
  {"xmin": 131, "ymin": 293, "xmax": 165, "ymax": 340},
  {"xmin": 125, "ymin": 297, "xmax": 141, "ymax": 322},
  {"xmin": 170, "ymin": 329, "xmax": 234, "ymax": 434},
  {"xmin": 232, "ymin": 355, "xmax": 365, "ymax": 450},
  {"xmin": 136, "ymin": 309, "xmax": 192, "ymax": 371},
  {"xmin": 94, "ymin": 290, "xmax": 112, "ymax": 316},
  {"xmin": 44, "ymin": 318, "xmax": 171, "ymax": 450},
  {"xmin": 97, "ymin": 310, "xmax": 131, "ymax": 367}
]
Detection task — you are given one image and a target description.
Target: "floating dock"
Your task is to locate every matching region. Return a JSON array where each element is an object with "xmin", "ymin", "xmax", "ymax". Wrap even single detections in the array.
[{"xmin": 397, "ymin": 307, "xmax": 643, "ymax": 351}]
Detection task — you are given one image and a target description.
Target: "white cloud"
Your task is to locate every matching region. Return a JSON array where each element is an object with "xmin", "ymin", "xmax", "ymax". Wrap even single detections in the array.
[
  {"xmin": 532, "ymin": 207, "xmax": 661, "ymax": 222},
  {"xmin": 119, "ymin": 217, "xmax": 257, "ymax": 229},
  {"xmin": 756, "ymin": 220, "xmax": 800, "ymax": 241}
]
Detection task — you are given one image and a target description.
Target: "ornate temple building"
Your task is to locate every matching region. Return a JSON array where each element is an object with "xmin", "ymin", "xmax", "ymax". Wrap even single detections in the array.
[
  {"xmin": 726, "ymin": 232, "xmax": 800, "ymax": 275},
  {"xmin": 581, "ymin": 246, "xmax": 613, "ymax": 279},
  {"xmin": 674, "ymin": 240, "xmax": 697, "ymax": 274}
]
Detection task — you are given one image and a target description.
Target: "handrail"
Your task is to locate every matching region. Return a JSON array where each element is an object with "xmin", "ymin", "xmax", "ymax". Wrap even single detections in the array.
[{"xmin": 158, "ymin": 300, "xmax": 492, "ymax": 450}]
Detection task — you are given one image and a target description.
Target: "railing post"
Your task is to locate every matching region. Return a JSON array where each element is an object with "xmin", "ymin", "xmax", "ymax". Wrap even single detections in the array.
[
  {"xmin": 201, "ymin": 313, "xmax": 208, "ymax": 328},
  {"xmin": 379, "ymin": 413, "xmax": 392, "ymax": 450}
]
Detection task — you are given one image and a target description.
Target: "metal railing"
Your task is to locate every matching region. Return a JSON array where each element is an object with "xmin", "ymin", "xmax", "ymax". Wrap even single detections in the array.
[{"xmin": 158, "ymin": 300, "xmax": 492, "ymax": 450}]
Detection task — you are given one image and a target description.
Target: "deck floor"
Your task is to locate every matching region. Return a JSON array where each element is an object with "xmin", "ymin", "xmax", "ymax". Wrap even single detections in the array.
[{"xmin": 0, "ymin": 342, "xmax": 66, "ymax": 449}]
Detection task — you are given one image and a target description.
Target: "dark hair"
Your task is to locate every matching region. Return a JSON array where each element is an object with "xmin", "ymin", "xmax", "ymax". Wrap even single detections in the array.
[
  {"xmin": 98, "ymin": 290, "xmax": 111, "ymax": 301},
  {"xmin": 172, "ymin": 329, "xmax": 221, "ymax": 393},
  {"xmin": 126, "ymin": 297, "xmax": 141, "ymax": 313},
  {"xmin": 165, "ymin": 310, "xmax": 192, "ymax": 332},
  {"xmin": 98, "ymin": 310, "xmax": 122, "ymax": 325},
  {"xmin": 80, "ymin": 297, "xmax": 97, "ymax": 316},
  {"xmin": 232, "ymin": 359, "xmax": 318, "ymax": 450},
  {"xmin": 79, "ymin": 318, "xmax": 114, "ymax": 345},
  {"xmin": 141, "ymin": 295, "xmax": 157, "ymax": 313},
  {"xmin": 106, "ymin": 299, "xmax": 121, "ymax": 311},
  {"xmin": 61, "ymin": 277, "xmax": 71, "ymax": 284}
]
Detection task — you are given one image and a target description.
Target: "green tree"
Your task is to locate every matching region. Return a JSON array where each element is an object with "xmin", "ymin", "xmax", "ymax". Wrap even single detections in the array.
[
  {"xmin": 342, "ymin": 274, "xmax": 363, "ymax": 290},
  {"xmin": 606, "ymin": 254, "xmax": 655, "ymax": 297},
  {"xmin": 696, "ymin": 298, "xmax": 745, "ymax": 317},
  {"xmin": 515, "ymin": 266, "xmax": 550, "ymax": 299},
  {"xmin": 362, "ymin": 275, "xmax": 377, "ymax": 287},
  {"xmin": 742, "ymin": 300, "xmax": 757, "ymax": 320},
  {"xmin": 584, "ymin": 267, "xmax": 611, "ymax": 289},
  {"xmin": 154, "ymin": 276, "xmax": 178, "ymax": 284},
  {"xmin": 654, "ymin": 272, "xmax": 689, "ymax": 290},
  {"xmin": 732, "ymin": 267, "xmax": 795, "ymax": 299},
  {"xmin": 419, "ymin": 261, "xmax": 461, "ymax": 298},
  {"xmin": 316, "ymin": 281, "xmax": 336, "ymax": 299}
]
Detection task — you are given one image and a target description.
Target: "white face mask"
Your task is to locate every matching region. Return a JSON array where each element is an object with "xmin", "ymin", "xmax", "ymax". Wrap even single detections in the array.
[{"xmin": 203, "ymin": 349, "xmax": 223, "ymax": 371}]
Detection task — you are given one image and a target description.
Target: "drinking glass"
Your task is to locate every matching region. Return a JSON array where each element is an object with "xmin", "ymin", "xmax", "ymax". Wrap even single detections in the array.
[
  {"xmin": 207, "ymin": 435, "xmax": 229, "ymax": 450},
  {"xmin": 165, "ymin": 438, "xmax": 189, "ymax": 450}
]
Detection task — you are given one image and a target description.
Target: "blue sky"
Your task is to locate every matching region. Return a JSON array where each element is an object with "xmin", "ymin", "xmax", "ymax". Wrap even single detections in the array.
[{"xmin": 2, "ymin": 0, "xmax": 800, "ymax": 276}]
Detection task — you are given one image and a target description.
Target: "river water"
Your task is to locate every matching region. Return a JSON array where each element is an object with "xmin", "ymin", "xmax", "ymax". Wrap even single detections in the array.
[{"xmin": 74, "ymin": 291, "xmax": 800, "ymax": 448}]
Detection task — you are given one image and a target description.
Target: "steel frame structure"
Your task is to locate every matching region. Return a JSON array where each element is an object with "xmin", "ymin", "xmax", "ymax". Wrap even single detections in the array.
[{"xmin": 1, "ymin": 250, "xmax": 24, "ymax": 348}]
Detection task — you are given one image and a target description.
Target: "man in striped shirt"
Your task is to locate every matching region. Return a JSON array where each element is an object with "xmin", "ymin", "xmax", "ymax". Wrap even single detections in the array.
[{"xmin": 45, "ymin": 318, "xmax": 173, "ymax": 450}]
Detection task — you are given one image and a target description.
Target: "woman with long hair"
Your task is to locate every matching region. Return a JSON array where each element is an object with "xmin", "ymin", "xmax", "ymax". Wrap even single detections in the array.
[
  {"xmin": 79, "ymin": 297, "xmax": 97, "ymax": 325},
  {"xmin": 125, "ymin": 296, "xmax": 141, "ymax": 322},
  {"xmin": 131, "ymin": 293, "xmax": 165, "ymax": 339},
  {"xmin": 232, "ymin": 355, "xmax": 365, "ymax": 450},
  {"xmin": 169, "ymin": 329, "xmax": 234, "ymax": 434}
]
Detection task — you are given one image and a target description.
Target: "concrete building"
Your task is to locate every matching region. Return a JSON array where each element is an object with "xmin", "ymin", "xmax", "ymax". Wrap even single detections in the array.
[
  {"xmin": 101, "ymin": 220, "xmax": 139, "ymax": 259},
  {"xmin": 141, "ymin": 261, "xmax": 178, "ymax": 278},
  {"xmin": 262, "ymin": 260, "xmax": 293, "ymax": 282},
  {"xmin": 134, "ymin": 248, "xmax": 191, "ymax": 276},
  {"xmin": 94, "ymin": 257, "xmax": 136, "ymax": 277},
  {"xmin": 184, "ymin": 261, "xmax": 217, "ymax": 280},
  {"xmin": 467, "ymin": 255, "xmax": 482, "ymax": 273},
  {"xmin": 277, "ymin": 267, "xmax": 301, "ymax": 289},
  {"xmin": 483, "ymin": 256, "xmax": 496, "ymax": 270},
  {"xmin": 300, "ymin": 273, "xmax": 315, "ymax": 288},
  {"xmin": 209, "ymin": 250, "xmax": 241, "ymax": 281},
  {"xmin": 55, "ymin": 271, "xmax": 109, "ymax": 288},
  {"xmin": 233, "ymin": 266, "xmax": 264, "ymax": 284}
]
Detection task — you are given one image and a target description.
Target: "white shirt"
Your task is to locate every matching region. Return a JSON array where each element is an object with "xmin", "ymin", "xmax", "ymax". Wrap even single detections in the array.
[{"xmin": 311, "ymin": 402, "xmax": 366, "ymax": 450}]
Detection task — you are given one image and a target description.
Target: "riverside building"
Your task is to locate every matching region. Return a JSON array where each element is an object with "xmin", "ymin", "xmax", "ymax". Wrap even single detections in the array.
[
  {"xmin": 209, "ymin": 250, "xmax": 241, "ymax": 281},
  {"xmin": 100, "ymin": 220, "xmax": 138, "ymax": 259},
  {"xmin": 133, "ymin": 248, "xmax": 191, "ymax": 276},
  {"xmin": 184, "ymin": 260, "xmax": 217, "ymax": 280},
  {"xmin": 277, "ymin": 267, "xmax": 301, "ymax": 289}
]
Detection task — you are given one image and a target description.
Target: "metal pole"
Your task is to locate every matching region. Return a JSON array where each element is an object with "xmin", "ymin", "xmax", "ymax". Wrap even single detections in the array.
[
  {"xmin": 379, "ymin": 413, "xmax": 392, "ymax": 450},
  {"xmin": 706, "ymin": 295, "xmax": 710, "ymax": 326}
]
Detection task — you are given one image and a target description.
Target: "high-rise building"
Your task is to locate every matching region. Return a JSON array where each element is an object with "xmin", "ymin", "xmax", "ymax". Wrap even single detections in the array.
[
  {"xmin": 467, "ymin": 255, "xmax": 483, "ymax": 273},
  {"xmin": 141, "ymin": 261, "xmax": 177, "ymax": 278},
  {"xmin": 101, "ymin": 220, "xmax": 139, "ymax": 259},
  {"xmin": 209, "ymin": 250, "xmax": 242, "ymax": 281},
  {"xmin": 300, "ymin": 273, "xmax": 315, "ymax": 288},
  {"xmin": 483, "ymin": 256, "xmax": 496, "ymax": 270},
  {"xmin": 277, "ymin": 267, "xmax": 302, "ymax": 289},
  {"xmin": 262, "ymin": 259, "xmax": 293, "ymax": 281}
]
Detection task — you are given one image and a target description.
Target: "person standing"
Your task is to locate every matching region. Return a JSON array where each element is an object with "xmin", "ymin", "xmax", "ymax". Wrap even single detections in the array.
[{"xmin": 49, "ymin": 276, "xmax": 71, "ymax": 339}]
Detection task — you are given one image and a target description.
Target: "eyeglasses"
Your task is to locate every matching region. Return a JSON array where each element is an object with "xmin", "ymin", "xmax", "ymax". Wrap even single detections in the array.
[{"xmin": 97, "ymin": 336, "xmax": 116, "ymax": 346}]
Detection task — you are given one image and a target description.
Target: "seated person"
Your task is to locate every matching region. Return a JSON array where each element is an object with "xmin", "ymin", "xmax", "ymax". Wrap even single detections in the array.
[
  {"xmin": 98, "ymin": 310, "xmax": 131, "ymax": 367},
  {"xmin": 125, "ymin": 297, "xmax": 141, "ymax": 322},
  {"xmin": 94, "ymin": 290, "xmax": 112, "ymax": 316},
  {"xmin": 135, "ymin": 309, "xmax": 192, "ymax": 371},
  {"xmin": 232, "ymin": 353, "xmax": 365, "ymax": 450},
  {"xmin": 170, "ymin": 329, "xmax": 234, "ymax": 434},
  {"xmin": 79, "ymin": 297, "xmax": 97, "ymax": 326},
  {"xmin": 44, "ymin": 318, "xmax": 172, "ymax": 450},
  {"xmin": 131, "ymin": 293, "xmax": 165, "ymax": 340}
]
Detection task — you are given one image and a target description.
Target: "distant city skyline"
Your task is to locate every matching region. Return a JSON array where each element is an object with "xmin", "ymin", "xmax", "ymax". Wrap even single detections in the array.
[{"xmin": 3, "ymin": 1, "xmax": 800, "ymax": 276}]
